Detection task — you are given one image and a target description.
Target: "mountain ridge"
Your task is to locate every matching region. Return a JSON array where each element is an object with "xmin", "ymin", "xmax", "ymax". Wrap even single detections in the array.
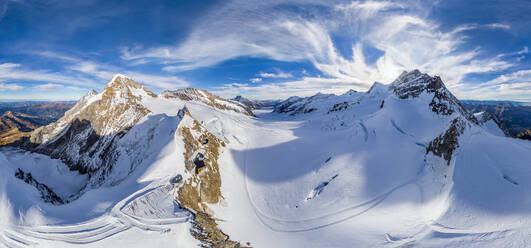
[{"xmin": 1, "ymin": 70, "xmax": 530, "ymax": 247}]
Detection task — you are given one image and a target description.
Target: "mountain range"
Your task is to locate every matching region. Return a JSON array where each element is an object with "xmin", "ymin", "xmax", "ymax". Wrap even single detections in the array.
[
  {"xmin": 462, "ymin": 100, "xmax": 531, "ymax": 140},
  {"xmin": 0, "ymin": 102, "xmax": 75, "ymax": 146},
  {"xmin": 0, "ymin": 70, "xmax": 530, "ymax": 247}
]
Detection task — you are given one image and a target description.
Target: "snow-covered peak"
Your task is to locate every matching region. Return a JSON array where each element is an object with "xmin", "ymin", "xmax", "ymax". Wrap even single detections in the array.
[
  {"xmin": 342, "ymin": 89, "xmax": 358, "ymax": 96},
  {"xmin": 86, "ymin": 89, "xmax": 98, "ymax": 97},
  {"xmin": 390, "ymin": 69, "xmax": 444, "ymax": 98},
  {"xmin": 274, "ymin": 91, "xmax": 365, "ymax": 115},
  {"xmin": 367, "ymin": 82, "xmax": 387, "ymax": 96},
  {"xmin": 108, "ymin": 73, "xmax": 132, "ymax": 85},
  {"xmin": 102, "ymin": 74, "xmax": 157, "ymax": 102},
  {"xmin": 161, "ymin": 88, "xmax": 254, "ymax": 116},
  {"xmin": 393, "ymin": 69, "xmax": 423, "ymax": 84},
  {"xmin": 390, "ymin": 70, "xmax": 475, "ymax": 121}
]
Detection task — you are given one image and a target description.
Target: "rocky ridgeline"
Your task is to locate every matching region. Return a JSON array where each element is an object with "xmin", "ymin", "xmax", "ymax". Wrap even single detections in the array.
[
  {"xmin": 273, "ymin": 70, "xmax": 490, "ymax": 167},
  {"xmin": 17, "ymin": 75, "xmax": 154, "ymax": 178},
  {"xmin": 175, "ymin": 108, "xmax": 241, "ymax": 248},
  {"xmin": 389, "ymin": 69, "xmax": 477, "ymax": 122},
  {"xmin": 5, "ymin": 75, "xmax": 250, "ymax": 245},
  {"xmin": 161, "ymin": 88, "xmax": 254, "ymax": 116}
]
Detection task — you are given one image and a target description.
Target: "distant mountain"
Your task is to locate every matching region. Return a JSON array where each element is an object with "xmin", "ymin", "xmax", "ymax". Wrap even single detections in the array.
[
  {"xmin": 0, "ymin": 101, "xmax": 75, "ymax": 145},
  {"xmin": 0, "ymin": 111, "xmax": 42, "ymax": 132},
  {"xmin": 0, "ymin": 101, "xmax": 75, "ymax": 122},
  {"xmin": 161, "ymin": 88, "xmax": 254, "ymax": 116},
  {"xmin": 231, "ymin": 95, "xmax": 279, "ymax": 109},
  {"xmin": 0, "ymin": 111, "xmax": 47, "ymax": 145},
  {"xmin": 461, "ymin": 100, "xmax": 529, "ymax": 106},
  {"xmin": 462, "ymin": 101, "xmax": 531, "ymax": 140}
]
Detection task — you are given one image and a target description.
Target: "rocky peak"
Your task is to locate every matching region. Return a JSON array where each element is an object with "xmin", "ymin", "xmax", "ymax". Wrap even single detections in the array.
[
  {"xmin": 103, "ymin": 74, "xmax": 156, "ymax": 100},
  {"xmin": 390, "ymin": 70, "xmax": 476, "ymax": 122},
  {"xmin": 390, "ymin": 69, "xmax": 444, "ymax": 98},
  {"xmin": 21, "ymin": 75, "xmax": 155, "ymax": 180}
]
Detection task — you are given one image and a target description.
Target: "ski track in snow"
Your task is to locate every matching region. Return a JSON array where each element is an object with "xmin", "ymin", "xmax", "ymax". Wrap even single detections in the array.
[
  {"xmin": 241, "ymin": 114, "xmax": 522, "ymax": 241},
  {"xmin": 1, "ymin": 185, "xmax": 190, "ymax": 247},
  {"xmin": 241, "ymin": 133, "xmax": 422, "ymax": 232}
]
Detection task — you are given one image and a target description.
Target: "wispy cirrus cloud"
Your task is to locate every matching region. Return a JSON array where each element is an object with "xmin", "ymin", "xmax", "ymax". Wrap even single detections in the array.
[
  {"xmin": 0, "ymin": 83, "xmax": 23, "ymax": 91},
  {"xmin": 119, "ymin": 0, "xmax": 522, "ymax": 99},
  {"xmin": 454, "ymin": 69, "xmax": 531, "ymax": 101},
  {"xmin": 12, "ymin": 51, "xmax": 190, "ymax": 90},
  {"xmin": 33, "ymin": 83, "xmax": 63, "ymax": 90},
  {"xmin": 68, "ymin": 60, "xmax": 189, "ymax": 89},
  {"xmin": 0, "ymin": 62, "xmax": 98, "ymax": 87},
  {"xmin": 0, "ymin": 52, "xmax": 190, "ymax": 96},
  {"xmin": 259, "ymin": 69, "xmax": 293, "ymax": 79},
  {"xmin": 32, "ymin": 83, "xmax": 84, "ymax": 91}
]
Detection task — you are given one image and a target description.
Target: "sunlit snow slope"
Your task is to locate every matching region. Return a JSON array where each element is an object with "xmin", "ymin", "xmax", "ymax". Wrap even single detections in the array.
[{"xmin": 1, "ymin": 70, "xmax": 531, "ymax": 248}]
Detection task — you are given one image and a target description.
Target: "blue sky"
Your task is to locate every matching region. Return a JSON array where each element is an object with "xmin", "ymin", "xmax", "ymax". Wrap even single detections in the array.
[{"xmin": 0, "ymin": 0, "xmax": 530, "ymax": 101}]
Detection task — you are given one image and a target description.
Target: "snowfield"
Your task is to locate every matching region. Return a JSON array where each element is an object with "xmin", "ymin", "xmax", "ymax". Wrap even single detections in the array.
[{"xmin": 1, "ymin": 71, "xmax": 531, "ymax": 247}]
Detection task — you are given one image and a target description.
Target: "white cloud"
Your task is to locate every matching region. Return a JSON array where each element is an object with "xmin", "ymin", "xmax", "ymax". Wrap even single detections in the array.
[
  {"xmin": 250, "ymin": 78, "xmax": 262, "ymax": 83},
  {"xmin": 68, "ymin": 60, "xmax": 189, "ymax": 89},
  {"xmin": 454, "ymin": 69, "xmax": 531, "ymax": 101},
  {"xmin": 0, "ymin": 63, "xmax": 97, "ymax": 87},
  {"xmin": 485, "ymin": 23, "xmax": 511, "ymax": 30},
  {"xmin": 0, "ymin": 57, "xmax": 190, "ymax": 94},
  {"xmin": 32, "ymin": 83, "xmax": 84, "ymax": 91},
  {"xmin": 31, "ymin": 51, "xmax": 81, "ymax": 62},
  {"xmin": 34, "ymin": 83, "xmax": 63, "ymax": 90},
  {"xmin": 0, "ymin": 83, "xmax": 23, "ymax": 91},
  {"xmin": 259, "ymin": 69, "xmax": 293, "ymax": 78},
  {"xmin": 120, "ymin": 0, "xmax": 520, "ymax": 99}
]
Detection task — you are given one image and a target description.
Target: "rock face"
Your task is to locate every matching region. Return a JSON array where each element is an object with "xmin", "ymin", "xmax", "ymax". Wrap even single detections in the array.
[
  {"xmin": 161, "ymin": 88, "xmax": 254, "ymax": 116},
  {"xmin": 390, "ymin": 70, "xmax": 476, "ymax": 122},
  {"xmin": 175, "ymin": 109, "xmax": 240, "ymax": 248},
  {"xmin": 15, "ymin": 168, "xmax": 64, "ymax": 204},
  {"xmin": 18, "ymin": 75, "xmax": 156, "ymax": 183},
  {"xmin": 426, "ymin": 118, "xmax": 467, "ymax": 165}
]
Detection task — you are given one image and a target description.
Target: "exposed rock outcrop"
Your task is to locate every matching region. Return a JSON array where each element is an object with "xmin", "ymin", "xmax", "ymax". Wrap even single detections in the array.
[
  {"xmin": 15, "ymin": 168, "xmax": 64, "ymax": 204},
  {"xmin": 175, "ymin": 109, "xmax": 240, "ymax": 247},
  {"xmin": 16, "ymin": 75, "xmax": 156, "ymax": 184},
  {"xmin": 516, "ymin": 129, "xmax": 531, "ymax": 140},
  {"xmin": 426, "ymin": 117, "xmax": 467, "ymax": 165},
  {"xmin": 390, "ymin": 70, "xmax": 477, "ymax": 123}
]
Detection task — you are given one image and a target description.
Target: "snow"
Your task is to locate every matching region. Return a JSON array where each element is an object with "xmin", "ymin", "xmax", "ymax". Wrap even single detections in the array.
[{"xmin": 1, "ymin": 72, "xmax": 531, "ymax": 247}]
